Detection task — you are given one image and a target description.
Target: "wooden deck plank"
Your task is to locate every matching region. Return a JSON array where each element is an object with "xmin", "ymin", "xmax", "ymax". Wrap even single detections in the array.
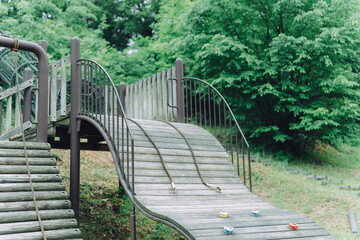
[
  {"xmin": 0, "ymin": 182, "xmax": 65, "ymax": 192},
  {"xmin": 0, "ymin": 191, "xmax": 68, "ymax": 202},
  {"xmin": 0, "ymin": 165, "xmax": 60, "ymax": 174},
  {"xmin": 0, "ymin": 228, "xmax": 81, "ymax": 240},
  {"xmin": 0, "ymin": 143, "xmax": 82, "ymax": 239},
  {"xmin": 0, "ymin": 219, "xmax": 78, "ymax": 235},
  {"xmin": 195, "ymin": 228, "xmax": 331, "ymax": 240},
  {"xmin": 0, "ymin": 157, "xmax": 57, "ymax": 166},
  {"xmin": 124, "ymin": 118, "xmax": 333, "ymax": 239},
  {"xmin": 0, "ymin": 174, "xmax": 62, "ymax": 183},
  {"xmin": 0, "ymin": 200, "xmax": 71, "ymax": 212}
]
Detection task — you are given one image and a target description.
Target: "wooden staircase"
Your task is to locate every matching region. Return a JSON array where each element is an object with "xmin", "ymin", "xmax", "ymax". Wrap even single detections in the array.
[{"xmin": 0, "ymin": 141, "xmax": 82, "ymax": 240}]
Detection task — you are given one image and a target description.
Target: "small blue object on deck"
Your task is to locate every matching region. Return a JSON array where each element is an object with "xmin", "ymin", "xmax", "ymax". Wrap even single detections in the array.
[
  {"xmin": 224, "ymin": 226, "xmax": 233, "ymax": 235},
  {"xmin": 251, "ymin": 210, "xmax": 260, "ymax": 217}
]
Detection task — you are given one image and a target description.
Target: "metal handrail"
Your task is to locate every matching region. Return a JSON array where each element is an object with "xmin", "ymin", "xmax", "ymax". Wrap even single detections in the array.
[
  {"xmin": 184, "ymin": 77, "xmax": 252, "ymax": 191},
  {"xmin": 77, "ymin": 58, "xmax": 135, "ymax": 183}
]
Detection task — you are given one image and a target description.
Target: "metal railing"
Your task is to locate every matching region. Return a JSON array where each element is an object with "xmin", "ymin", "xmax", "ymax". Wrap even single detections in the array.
[
  {"xmin": 78, "ymin": 58, "xmax": 135, "ymax": 197},
  {"xmin": 184, "ymin": 77, "xmax": 252, "ymax": 191}
]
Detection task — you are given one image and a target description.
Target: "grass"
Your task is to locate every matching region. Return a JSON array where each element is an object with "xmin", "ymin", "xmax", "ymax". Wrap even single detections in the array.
[
  {"xmin": 53, "ymin": 142, "xmax": 360, "ymax": 240},
  {"xmin": 53, "ymin": 149, "xmax": 184, "ymax": 240},
  {"xmin": 250, "ymin": 143, "xmax": 360, "ymax": 240}
]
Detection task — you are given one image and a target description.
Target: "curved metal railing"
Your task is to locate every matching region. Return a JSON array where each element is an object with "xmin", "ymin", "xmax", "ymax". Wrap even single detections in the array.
[
  {"xmin": 184, "ymin": 77, "xmax": 252, "ymax": 191},
  {"xmin": 77, "ymin": 59, "xmax": 135, "ymax": 196}
]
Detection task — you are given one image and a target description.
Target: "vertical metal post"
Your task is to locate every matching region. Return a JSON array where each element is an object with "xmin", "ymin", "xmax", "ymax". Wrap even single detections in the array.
[
  {"xmin": 175, "ymin": 58, "xmax": 184, "ymax": 123},
  {"xmin": 23, "ymin": 68, "xmax": 32, "ymax": 123},
  {"xmin": 70, "ymin": 37, "xmax": 81, "ymax": 220},
  {"xmin": 117, "ymin": 82, "xmax": 126, "ymax": 116}
]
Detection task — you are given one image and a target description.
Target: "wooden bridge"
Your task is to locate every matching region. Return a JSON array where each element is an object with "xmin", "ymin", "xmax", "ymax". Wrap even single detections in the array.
[{"xmin": 0, "ymin": 35, "xmax": 334, "ymax": 239}]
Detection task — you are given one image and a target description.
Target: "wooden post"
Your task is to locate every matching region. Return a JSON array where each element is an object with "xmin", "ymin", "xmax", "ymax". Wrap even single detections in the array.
[
  {"xmin": 70, "ymin": 37, "xmax": 81, "ymax": 220},
  {"xmin": 23, "ymin": 68, "xmax": 32, "ymax": 123},
  {"xmin": 175, "ymin": 58, "xmax": 184, "ymax": 123},
  {"xmin": 117, "ymin": 82, "xmax": 126, "ymax": 116}
]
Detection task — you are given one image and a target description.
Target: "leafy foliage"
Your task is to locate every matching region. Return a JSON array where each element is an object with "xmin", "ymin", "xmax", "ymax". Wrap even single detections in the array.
[
  {"xmin": 150, "ymin": 0, "xmax": 360, "ymax": 156},
  {"xmin": 1, "ymin": 0, "xmax": 360, "ymax": 156}
]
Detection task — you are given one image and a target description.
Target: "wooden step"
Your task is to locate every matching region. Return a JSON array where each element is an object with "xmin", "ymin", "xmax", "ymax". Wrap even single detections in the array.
[
  {"xmin": 0, "ymin": 219, "xmax": 78, "ymax": 235},
  {"xmin": 0, "ymin": 200, "xmax": 71, "ymax": 212},
  {"xmin": 0, "ymin": 157, "xmax": 57, "ymax": 166},
  {"xmin": 0, "ymin": 149, "xmax": 53, "ymax": 158},
  {"xmin": 0, "ymin": 228, "xmax": 81, "ymax": 240},
  {"xmin": 0, "ymin": 174, "xmax": 62, "ymax": 183},
  {"xmin": 0, "ymin": 182, "xmax": 65, "ymax": 192},
  {"xmin": 0, "ymin": 141, "xmax": 51, "ymax": 150},
  {"xmin": 0, "ymin": 191, "xmax": 68, "ymax": 202},
  {"xmin": 0, "ymin": 209, "xmax": 76, "ymax": 223},
  {"xmin": 0, "ymin": 166, "xmax": 59, "ymax": 174}
]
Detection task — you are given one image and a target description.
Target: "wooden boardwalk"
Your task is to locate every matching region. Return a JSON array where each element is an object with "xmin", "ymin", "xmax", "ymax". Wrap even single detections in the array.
[
  {"xmin": 0, "ymin": 141, "xmax": 82, "ymax": 239},
  {"xmin": 124, "ymin": 119, "xmax": 334, "ymax": 239}
]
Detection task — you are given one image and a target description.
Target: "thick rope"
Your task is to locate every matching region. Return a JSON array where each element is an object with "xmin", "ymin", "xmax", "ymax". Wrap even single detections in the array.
[
  {"xmin": 161, "ymin": 121, "xmax": 221, "ymax": 192},
  {"xmin": 13, "ymin": 38, "xmax": 47, "ymax": 240},
  {"xmin": 128, "ymin": 119, "xmax": 176, "ymax": 192}
]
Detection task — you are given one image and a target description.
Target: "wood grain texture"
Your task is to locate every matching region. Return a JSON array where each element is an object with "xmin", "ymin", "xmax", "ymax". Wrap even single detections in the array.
[
  {"xmin": 108, "ymin": 118, "xmax": 334, "ymax": 239},
  {"xmin": 0, "ymin": 144, "xmax": 82, "ymax": 239}
]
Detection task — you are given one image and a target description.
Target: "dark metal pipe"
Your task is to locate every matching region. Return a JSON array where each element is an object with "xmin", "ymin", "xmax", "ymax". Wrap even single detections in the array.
[
  {"xmin": 0, "ymin": 36, "xmax": 49, "ymax": 142},
  {"xmin": 70, "ymin": 37, "xmax": 81, "ymax": 220}
]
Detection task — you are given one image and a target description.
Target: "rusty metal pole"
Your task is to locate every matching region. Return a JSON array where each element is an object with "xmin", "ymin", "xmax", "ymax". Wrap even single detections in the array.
[
  {"xmin": 23, "ymin": 68, "xmax": 32, "ymax": 123},
  {"xmin": 117, "ymin": 82, "xmax": 126, "ymax": 116},
  {"xmin": 175, "ymin": 58, "xmax": 184, "ymax": 123},
  {"xmin": 70, "ymin": 37, "xmax": 81, "ymax": 220}
]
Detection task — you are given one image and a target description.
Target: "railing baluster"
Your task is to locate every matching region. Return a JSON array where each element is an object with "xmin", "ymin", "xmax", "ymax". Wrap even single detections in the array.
[
  {"xmin": 213, "ymin": 88, "xmax": 217, "ymax": 138},
  {"xmin": 189, "ymin": 79, "xmax": 193, "ymax": 124},
  {"xmin": 152, "ymin": 75, "xmax": 157, "ymax": 120},
  {"xmin": 218, "ymin": 96, "xmax": 222, "ymax": 144},
  {"xmin": 90, "ymin": 61, "xmax": 94, "ymax": 118},
  {"xmin": 236, "ymin": 130, "xmax": 239, "ymax": 176},
  {"xmin": 6, "ymin": 96, "xmax": 11, "ymax": 132},
  {"xmin": 230, "ymin": 118, "xmax": 233, "ymax": 164},
  {"xmin": 224, "ymin": 101, "xmax": 227, "ymax": 152},
  {"xmin": 162, "ymin": 71, "xmax": 167, "ymax": 121},
  {"xmin": 199, "ymin": 81, "xmax": 202, "ymax": 127},
  {"xmin": 194, "ymin": 80, "xmax": 197, "ymax": 125},
  {"xmin": 203, "ymin": 83, "xmax": 206, "ymax": 129},
  {"xmin": 208, "ymin": 85, "xmax": 211, "ymax": 131},
  {"xmin": 242, "ymin": 138, "xmax": 246, "ymax": 186},
  {"xmin": 156, "ymin": 73, "xmax": 161, "ymax": 120}
]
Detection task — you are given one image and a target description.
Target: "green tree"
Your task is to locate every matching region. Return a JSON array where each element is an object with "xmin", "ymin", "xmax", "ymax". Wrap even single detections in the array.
[
  {"xmin": 94, "ymin": 0, "xmax": 160, "ymax": 50},
  {"xmin": 153, "ymin": 0, "xmax": 360, "ymax": 157}
]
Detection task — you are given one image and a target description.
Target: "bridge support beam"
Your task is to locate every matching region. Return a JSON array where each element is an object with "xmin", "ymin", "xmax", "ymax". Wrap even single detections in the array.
[
  {"xmin": 70, "ymin": 37, "xmax": 81, "ymax": 220},
  {"xmin": 175, "ymin": 58, "xmax": 185, "ymax": 123}
]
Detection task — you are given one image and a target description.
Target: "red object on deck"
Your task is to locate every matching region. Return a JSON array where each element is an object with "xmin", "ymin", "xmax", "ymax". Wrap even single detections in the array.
[{"xmin": 289, "ymin": 223, "xmax": 298, "ymax": 230}]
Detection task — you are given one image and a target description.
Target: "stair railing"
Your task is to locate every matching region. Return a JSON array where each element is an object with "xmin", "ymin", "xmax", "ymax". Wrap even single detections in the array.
[
  {"xmin": 0, "ymin": 69, "xmax": 35, "ymax": 140},
  {"xmin": 70, "ymin": 37, "xmax": 136, "ymax": 238},
  {"xmin": 184, "ymin": 77, "xmax": 252, "ymax": 191}
]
